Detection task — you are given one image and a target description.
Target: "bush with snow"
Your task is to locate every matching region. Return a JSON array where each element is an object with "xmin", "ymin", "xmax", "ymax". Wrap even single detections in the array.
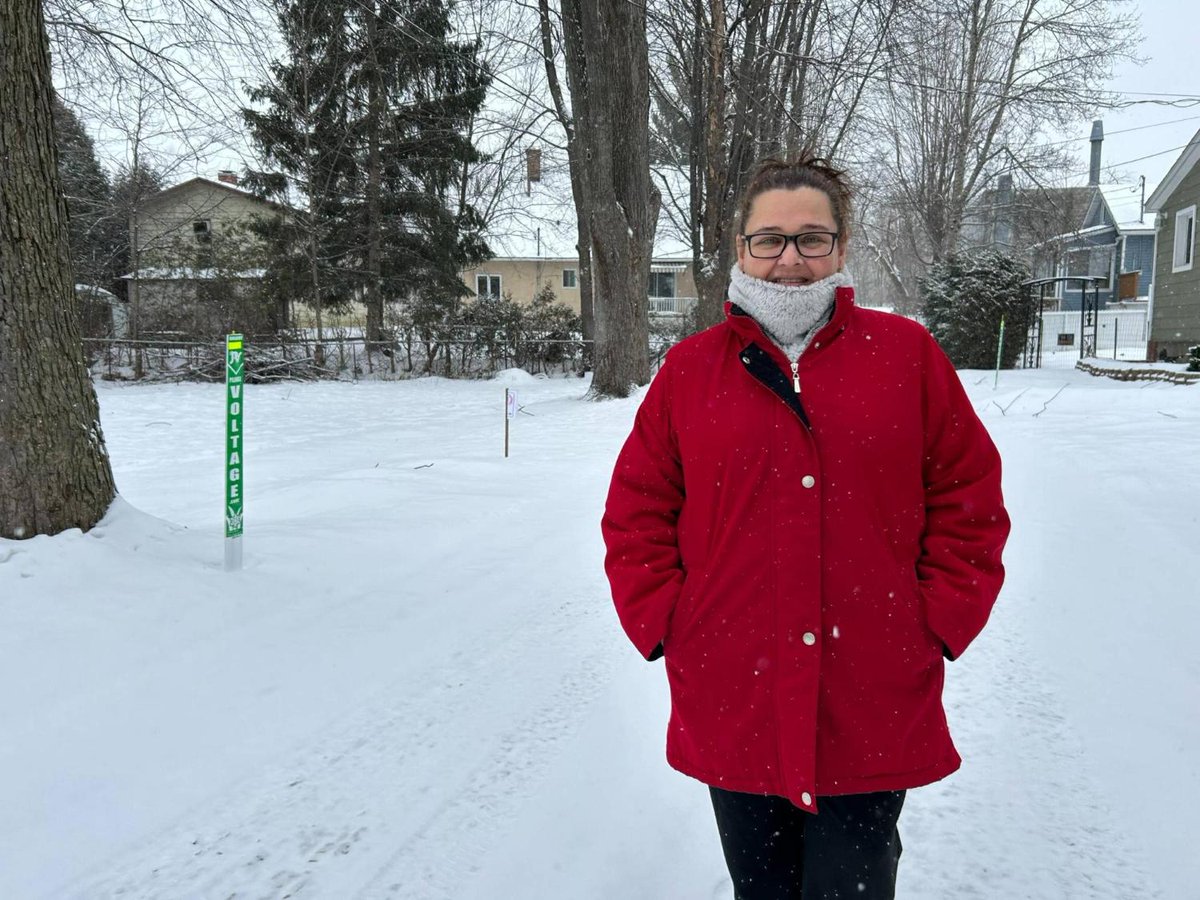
[{"xmin": 920, "ymin": 250, "xmax": 1030, "ymax": 369}]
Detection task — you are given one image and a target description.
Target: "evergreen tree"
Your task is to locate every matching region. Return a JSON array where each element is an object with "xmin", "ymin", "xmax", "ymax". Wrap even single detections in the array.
[
  {"xmin": 244, "ymin": 0, "xmax": 492, "ymax": 355},
  {"xmin": 242, "ymin": 0, "xmax": 360, "ymax": 354},
  {"xmin": 51, "ymin": 96, "xmax": 122, "ymax": 291},
  {"xmin": 921, "ymin": 250, "xmax": 1030, "ymax": 370},
  {"xmin": 345, "ymin": 0, "xmax": 492, "ymax": 346}
]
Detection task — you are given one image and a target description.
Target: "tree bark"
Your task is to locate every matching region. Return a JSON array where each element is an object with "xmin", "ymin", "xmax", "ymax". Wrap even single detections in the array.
[
  {"xmin": 536, "ymin": 0, "xmax": 595, "ymax": 365},
  {"xmin": 0, "ymin": 0, "xmax": 117, "ymax": 538},
  {"xmin": 560, "ymin": 0, "xmax": 658, "ymax": 398},
  {"xmin": 694, "ymin": 0, "xmax": 729, "ymax": 329}
]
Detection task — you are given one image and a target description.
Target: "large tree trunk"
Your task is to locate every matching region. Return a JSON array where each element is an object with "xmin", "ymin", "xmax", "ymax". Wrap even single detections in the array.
[
  {"xmin": 536, "ymin": 0, "xmax": 594, "ymax": 368},
  {"xmin": 560, "ymin": 0, "xmax": 658, "ymax": 398},
  {"xmin": 0, "ymin": 0, "xmax": 117, "ymax": 538},
  {"xmin": 693, "ymin": 0, "xmax": 729, "ymax": 330}
]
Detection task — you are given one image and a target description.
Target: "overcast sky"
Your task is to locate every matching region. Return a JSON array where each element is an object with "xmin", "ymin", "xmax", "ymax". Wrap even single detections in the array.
[
  {"xmin": 1072, "ymin": 0, "xmax": 1200, "ymax": 220},
  {"xmin": 104, "ymin": 0, "xmax": 1198, "ymax": 223}
]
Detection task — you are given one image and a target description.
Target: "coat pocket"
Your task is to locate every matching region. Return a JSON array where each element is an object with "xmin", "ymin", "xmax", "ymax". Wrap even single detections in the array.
[
  {"xmin": 905, "ymin": 572, "xmax": 944, "ymax": 662},
  {"xmin": 664, "ymin": 570, "xmax": 702, "ymax": 652}
]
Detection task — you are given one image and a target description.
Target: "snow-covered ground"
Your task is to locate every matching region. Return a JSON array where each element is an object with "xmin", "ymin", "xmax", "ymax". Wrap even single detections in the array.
[{"xmin": 2, "ymin": 365, "xmax": 1197, "ymax": 899}]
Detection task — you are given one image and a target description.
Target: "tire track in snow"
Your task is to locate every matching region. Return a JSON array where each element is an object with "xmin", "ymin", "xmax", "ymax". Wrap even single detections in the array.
[
  {"xmin": 901, "ymin": 589, "xmax": 1163, "ymax": 900},
  {"xmin": 59, "ymin": 594, "xmax": 616, "ymax": 900},
  {"xmin": 356, "ymin": 636, "xmax": 613, "ymax": 899}
]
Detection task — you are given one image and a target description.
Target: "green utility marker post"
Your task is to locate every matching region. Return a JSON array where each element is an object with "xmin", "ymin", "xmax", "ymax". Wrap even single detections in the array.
[{"xmin": 225, "ymin": 334, "xmax": 245, "ymax": 571}]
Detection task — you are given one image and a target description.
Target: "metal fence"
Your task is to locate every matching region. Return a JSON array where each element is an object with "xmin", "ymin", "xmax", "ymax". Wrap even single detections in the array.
[
  {"xmin": 83, "ymin": 330, "xmax": 591, "ymax": 382},
  {"xmin": 1034, "ymin": 309, "xmax": 1148, "ymax": 369}
]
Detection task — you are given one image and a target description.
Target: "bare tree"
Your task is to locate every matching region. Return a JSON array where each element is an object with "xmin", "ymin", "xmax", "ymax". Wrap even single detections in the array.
[
  {"xmin": 44, "ymin": 0, "xmax": 286, "ymax": 371},
  {"xmin": 556, "ymin": 0, "xmax": 660, "ymax": 397},
  {"xmin": 452, "ymin": 0, "xmax": 562, "ymax": 229},
  {"xmin": 45, "ymin": 0, "xmax": 275, "ymax": 161},
  {"xmin": 1, "ymin": 0, "xmax": 117, "ymax": 538},
  {"xmin": 535, "ymin": 0, "xmax": 597, "ymax": 356},
  {"xmin": 649, "ymin": 0, "xmax": 900, "ymax": 328},
  {"xmin": 875, "ymin": 0, "xmax": 1137, "ymax": 264}
]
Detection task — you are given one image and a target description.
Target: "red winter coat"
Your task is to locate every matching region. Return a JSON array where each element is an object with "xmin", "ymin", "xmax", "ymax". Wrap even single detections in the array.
[{"xmin": 601, "ymin": 287, "xmax": 1009, "ymax": 811}]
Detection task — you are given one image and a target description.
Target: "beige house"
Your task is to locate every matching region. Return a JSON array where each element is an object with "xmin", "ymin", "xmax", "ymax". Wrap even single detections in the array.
[
  {"xmin": 461, "ymin": 253, "xmax": 698, "ymax": 317},
  {"xmin": 463, "ymin": 153, "xmax": 697, "ymax": 318},
  {"xmin": 125, "ymin": 173, "xmax": 287, "ymax": 336}
]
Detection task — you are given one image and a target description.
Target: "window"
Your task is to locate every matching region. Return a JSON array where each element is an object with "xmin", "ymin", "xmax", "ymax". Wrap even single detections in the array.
[
  {"xmin": 649, "ymin": 270, "xmax": 676, "ymax": 298},
  {"xmin": 1173, "ymin": 205, "xmax": 1195, "ymax": 273},
  {"xmin": 476, "ymin": 274, "xmax": 501, "ymax": 300},
  {"xmin": 193, "ymin": 220, "xmax": 212, "ymax": 244},
  {"xmin": 562, "ymin": 268, "xmax": 577, "ymax": 288},
  {"xmin": 1065, "ymin": 245, "xmax": 1112, "ymax": 286},
  {"xmin": 1089, "ymin": 246, "xmax": 1113, "ymax": 286}
]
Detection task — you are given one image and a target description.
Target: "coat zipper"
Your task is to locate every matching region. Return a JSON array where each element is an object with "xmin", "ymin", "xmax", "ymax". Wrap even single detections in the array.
[{"xmin": 790, "ymin": 360, "xmax": 801, "ymax": 393}]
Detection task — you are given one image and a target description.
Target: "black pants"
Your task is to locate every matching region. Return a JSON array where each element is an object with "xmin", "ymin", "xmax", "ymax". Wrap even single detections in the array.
[{"xmin": 709, "ymin": 787, "xmax": 905, "ymax": 900}]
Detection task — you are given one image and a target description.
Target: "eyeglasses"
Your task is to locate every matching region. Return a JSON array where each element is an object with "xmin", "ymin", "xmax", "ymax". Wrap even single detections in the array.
[{"xmin": 742, "ymin": 231, "xmax": 839, "ymax": 259}]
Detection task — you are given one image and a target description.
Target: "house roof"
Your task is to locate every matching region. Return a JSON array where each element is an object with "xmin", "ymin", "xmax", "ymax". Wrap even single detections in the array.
[
  {"xmin": 1145, "ymin": 127, "xmax": 1200, "ymax": 212},
  {"xmin": 483, "ymin": 162, "xmax": 693, "ymax": 261},
  {"xmin": 143, "ymin": 177, "xmax": 288, "ymax": 213},
  {"xmin": 1097, "ymin": 184, "xmax": 1151, "ymax": 230},
  {"xmin": 976, "ymin": 179, "xmax": 1149, "ymax": 241},
  {"xmin": 1031, "ymin": 184, "xmax": 1152, "ymax": 244},
  {"xmin": 120, "ymin": 267, "xmax": 267, "ymax": 280}
]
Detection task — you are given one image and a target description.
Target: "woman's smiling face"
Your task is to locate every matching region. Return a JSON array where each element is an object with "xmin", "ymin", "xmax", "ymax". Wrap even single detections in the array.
[{"xmin": 736, "ymin": 187, "xmax": 846, "ymax": 285}]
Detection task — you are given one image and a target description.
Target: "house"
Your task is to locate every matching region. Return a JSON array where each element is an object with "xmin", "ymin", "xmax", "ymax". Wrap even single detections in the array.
[
  {"xmin": 124, "ymin": 172, "xmax": 287, "ymax": 337},
  {"xmin": 1032, "ymin": 182, "xmax": 1155, "ymax": 312},
  {"xmin": 462, "ymin": 152, "xmax": 698, "ymax": 318},
  {"xmin": 461, "ymin": 244, "xmax": 697, "ymax": 319},
  {"xmin": 967, "ymin": 122, "xmax": 1156, "ymax": 311},
  {"xmin": 1144, "ymin": 127, "xmax": 1200, "ymax": 360}
]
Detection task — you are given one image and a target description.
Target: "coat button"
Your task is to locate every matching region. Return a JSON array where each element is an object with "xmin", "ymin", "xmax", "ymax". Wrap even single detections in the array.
[
  {"xmin": 801, "ymin": 792, "xmax": 813, "ymax": 806},
  {"xmin": 801, "ymin": 475, "xmax": 815, "ymax": 488},
  {"xmin": 802, "ymin": 631, "xmax": 816, "ymax": 646}
]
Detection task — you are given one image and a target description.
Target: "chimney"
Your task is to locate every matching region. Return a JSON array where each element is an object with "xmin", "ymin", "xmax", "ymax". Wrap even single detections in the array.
[
  {"xmin": 1088, "ymin": 120, "xmax": 1103, "ymax": 186},
  {"xmin": 996, "ymin": 172, "xmax": 1013, "ymax": 204},
  {"xmin": 217, "ymin": 170, "xmax": 238, "ymax": 186},
  {"xmin": 525, "ymin": 147, "xmax": 541, "ymax": 196},
  {"xmin": 993, "ymin": 172, "xmax": 1014, "ymax": 248}
]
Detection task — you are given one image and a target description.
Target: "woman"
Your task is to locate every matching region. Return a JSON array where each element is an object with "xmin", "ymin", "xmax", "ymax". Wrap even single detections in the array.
[{"xmin": 601, "ymin": 155, "xmax": 1010, "ymax": 899}]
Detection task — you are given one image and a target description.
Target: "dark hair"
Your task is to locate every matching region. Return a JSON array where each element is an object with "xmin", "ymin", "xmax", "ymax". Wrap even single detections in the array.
[{"xmin": 736, "ymin": 154, "xmax": 853, "ymax": 240}]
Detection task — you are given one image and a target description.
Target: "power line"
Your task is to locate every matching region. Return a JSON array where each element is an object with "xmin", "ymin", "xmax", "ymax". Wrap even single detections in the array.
[
  {"xmin": 1042, "ymin": 114, "xmax": 1200, "ymax": 148},
  {"xmin": 1107, "ymin": 90, "xmax": 1200, "ymax": 99},
  {"xmin": 1105, "ymin": 142, "xmax": 1195, "ymax": 170},
  {"xmin": 1048, "ymin": 142, "xmax": 1195, "ymax": 183}
]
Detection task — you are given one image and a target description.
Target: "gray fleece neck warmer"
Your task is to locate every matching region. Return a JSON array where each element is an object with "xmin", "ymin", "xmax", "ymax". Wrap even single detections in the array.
[{"xmin": 728, "ymin": 266, "xmax": 852, "ymax": 361}]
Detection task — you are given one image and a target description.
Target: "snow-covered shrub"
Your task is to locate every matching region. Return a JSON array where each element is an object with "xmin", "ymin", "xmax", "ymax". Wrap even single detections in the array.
[
  {"xmin": 920, "ymin": 250, "xmax": 1030, "ymax": 369},
  {"xmin": 520, "ymin": 283, "xmax": 584, "ymax": 374},
  {"xmin": 1187, "ymin": 345, "xmax": 1200, "ymax": 372}
]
